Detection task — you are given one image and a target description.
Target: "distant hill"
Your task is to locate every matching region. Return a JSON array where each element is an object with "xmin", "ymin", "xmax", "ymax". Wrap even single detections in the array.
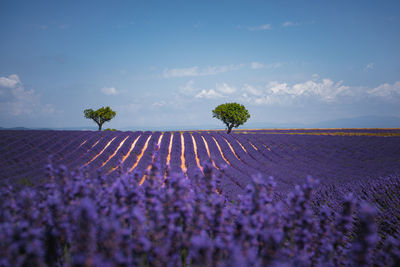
[
  {"xmin": 0, "ymin": 127, "xmax": 32, "ymax": 130},
  {"xmin": 310, "ymin": 115, "xmax": 400, "ymax": 128},
  {"xmin": 237, "ymin": 116, "xmax": 400, "ymax": 129},
  {"xmin": 0, "ymin": 126, "xmax": 96, "ymax": 131},
  {"xmin": 1, "ymin": 115, "xmax": 399, "ymax": 131}
]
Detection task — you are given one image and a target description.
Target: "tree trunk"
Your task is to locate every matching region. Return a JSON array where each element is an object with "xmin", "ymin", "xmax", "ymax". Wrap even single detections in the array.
[
  {"xmin": 227, "ymin": 126, "xmax": 233, "ymax": 134},
  {"xmin": 98, "ymin": 123, "xmax": 102, "ymax": 131}
]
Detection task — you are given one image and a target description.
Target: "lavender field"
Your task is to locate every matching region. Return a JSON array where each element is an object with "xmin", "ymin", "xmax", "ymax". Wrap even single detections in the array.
[
  {"xmin": 1, "ymin": 129, "xmax": 400, "ymax": 266},
  {"xmin": 2, "ymin": 129, "xmax": 400, "ymax": 193}
]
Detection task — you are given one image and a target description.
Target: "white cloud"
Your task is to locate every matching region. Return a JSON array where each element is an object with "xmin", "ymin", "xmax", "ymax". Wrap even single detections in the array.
[
  {"xmin": 165, "ymin": 62, "xmax": 285, "ymax": 78},
  {"xmin": 268, "ymin": 81, "xmax": 291, "ymax": 94},
  {"xmin": 240, "ymin": 78, "xmax": 351, "ymax": 104},
  {"xmin": 266, "ymin": 62, "xmax": 285, "ymax": 69},
  {"xmin": 282, "ymin": 21, "xmax": 299, "ymax": 27},
  {"xmin": 195, "ymin": 89, "xmax": 224, "ymax": 99},
  {"xmin": 243, "ymin": 84, "xmax": 262, "ymax": 96},
  {"xmin": 0, "ymin": 74, "xmax": 54, "ymax": 116},
  {"xmin": 163, "ymin": 64, "xmax": 242, "ymax": 78},
  {"xmin": 251, "ymin": 62, "xmax": 264, "ymax": 69},
  {"xmin": 8, "ymin": 86, "xmax": 40, "ymax": 115},
  {"xmin": 181, "ymin": 81, "xmax": 236, "ymax": 99},
  {"xmin": 163, "ymin": 66, "xmax": 199, "ymax": 78},
  {"xmin": 364, "ymin": 62, "xmax": 374, "ymax": 71},
  {"xmin": 42, "ymin": 104, "xmax": 55, "ymax": 114},
  {"xmin": 254, "ymin": 95, "xmax": 274, "ymax": 105},
  {"xmin": 248, "ymin": 24, "xmax": 271, "ymax": 31},
  {"xmin": 203, "ymin": 64, "xmax": 243, "ymax": 75},
  {"xmin": 0, "ymin": 74, "xmax": 21, "ymax": 88},
  {"xmin": 187, "ymin": 79, "xmax": 351, "ymax": 103},
  {"xmin": 179, "ymin": 76, "xmax": 400, "ymax": 106},
  {"xmin": 179, "ymin": 80, "xmax": 196, "ymax": 95},
  {"xmin": 251, "ymin": 62, "xmax": 284, "ymax": 70},
  {"xmin": 367, "ymin": 81, "xmax": 400, "ymax": 98},
  {"xmin": 101, "ymin": 87, "xmax": 118, "ymax": 95},
  {"xmin": 240, "ymin": 92, "xmax": 251, "ymax": 102},
  {"xmin": 216, "ymin": 83, "xmax": 236, "ymax": 94},
  {"xmin": 265, "ymin": 79, "xmax": 350, "ymax": 102},
  {"xmin": 152, "ymin": 100, "xmax": 166, "ymax": 107}
]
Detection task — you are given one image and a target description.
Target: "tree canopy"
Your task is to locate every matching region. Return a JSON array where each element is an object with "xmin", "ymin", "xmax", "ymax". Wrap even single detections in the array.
[
  {"xmin": 84, "ymin": 106, "xmax": 116, "ymax": 131},
  {"xmin": 212, "ymin": 103, "xmax": 250, "ymax": 134}
]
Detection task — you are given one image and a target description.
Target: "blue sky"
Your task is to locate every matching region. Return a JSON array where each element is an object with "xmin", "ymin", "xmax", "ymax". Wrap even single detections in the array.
[{"xmin": 0, "ymin": 0, "xmax": 399, "ymax": 129}]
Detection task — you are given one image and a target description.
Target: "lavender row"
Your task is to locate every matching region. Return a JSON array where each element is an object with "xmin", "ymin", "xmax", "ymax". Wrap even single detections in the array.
[
  {"xmin": 222, "ymin": 133, "xmax": 269, "ymax": 174},
  {"xmin": 211, "ymin": 132, "xmax": 261, "ymax": 179},
  {"xmin": 246, "ymin": 133, "xmax": 400, "ymax": 186},
  {"xmin": 157, "ymin": 131, "xmax": 171, "ymax": 176},
  {"xmin": 191, "ymin": 132, "xmax": 243, "ymax": 198},
  {"xmin": 0, "ymin": 131, "xmax": 73, "ymax": 173},
  {"xmin": 0, "ymin": 130, "xmax": 58, "ymax": 157},
  {"xmin": 100, "ymin": 131, "xmax": 142, "ymax": 175},
  {"xmin": 1, "ymin": 131, "xmax": 91, "ymax": 185},
  {"xmin": 85, "ymin": 133, "xmax": 130, "ymax": 177},
  {"xmin": 168, "ymin": 132, "xmax": 182, "ymax": 175},
  {"xmin": 65, "ymin": 132, "xmax": 115, "ymax": 171},
  {"xmin": 0, "ymin": 131, "xmax": 95, "ymax": 187},
  {"xmin": 132, "ymin": 132, "xmax": 162, "ymax": 179},
  {"xmin": 0, "ymin": 131, "xmax": 66, "ymax": 169},
  {"xmin": 122, "ymin": 131, "xmax": 152, "ymax": 173},
  {"xmin": 232, "ymin": 134, "xmax": 298, "ymax": 193},
  {"xmin": 183, "ymin": 132, "xmax": 203, "ymax": 180},
  {"xmin": 200, "ymin": 132, "xmax": 252, "ymax": 189}
]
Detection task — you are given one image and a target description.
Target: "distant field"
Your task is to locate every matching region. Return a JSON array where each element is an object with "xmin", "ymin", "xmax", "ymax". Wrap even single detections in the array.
[
  {"xmin": 1, "ymin": 129, "xmax": 399, "ymax": 199},
  {"xmin": 224, "ymin": 128, "xmax": 400, "ymax": 136}
]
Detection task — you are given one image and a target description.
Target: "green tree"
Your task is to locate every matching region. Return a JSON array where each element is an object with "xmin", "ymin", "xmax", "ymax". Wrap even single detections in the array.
[
  {"xmin": 84, "ymin": 106, "xmax": 116, "ymax": 131},
  {"xmin": 212, "ymin": 103, "xmax": 250, "ymax": 134}
]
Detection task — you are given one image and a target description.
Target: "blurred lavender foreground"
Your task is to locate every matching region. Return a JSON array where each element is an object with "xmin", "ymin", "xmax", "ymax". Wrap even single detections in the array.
[{"xmin": 0, "ymin": 162, "xmax": 399, "ymax": 267}]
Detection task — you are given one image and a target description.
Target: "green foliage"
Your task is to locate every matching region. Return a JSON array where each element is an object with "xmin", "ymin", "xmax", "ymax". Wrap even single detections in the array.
[
  {"xmin": 17, "ymin": 177, "xmax": 34, "ymax": 187},
  {"xmin": 104, "ymin": 128, "xmax": 117, "ymax": 131},
  {"xmin": 84, "ymin": 106, "xmax": 116, "ymax": 131},
  {"xmin": 212, "ymin": 102, "xmax": 250, "ymax": 133}
]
